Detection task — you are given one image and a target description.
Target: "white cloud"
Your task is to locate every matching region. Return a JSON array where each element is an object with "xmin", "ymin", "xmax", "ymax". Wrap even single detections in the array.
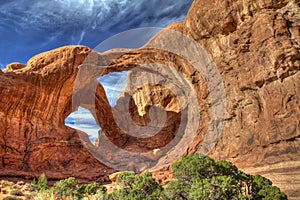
[
  {"xmin": 0, "ymin": 0, "xmax": 192, "ymax": 33},
  {"xmin": 0, "ymin": 0, "xmax": 192, "ymax": 59},
  {"xmin": 65, "ymin": 107, "xmax": 100, "ymax": 140},
  {"xmin": 98, "ymin": 71, "xmax": 129, "ymax": 106},
  {"xmin": 0, "ymin": 62, "xmax": 6, "ymax": 70}
]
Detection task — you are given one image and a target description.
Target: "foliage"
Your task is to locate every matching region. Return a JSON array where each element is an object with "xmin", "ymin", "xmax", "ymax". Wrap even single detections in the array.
[
  {"xmin": 77, "ymin": 182, "xmax": 104, "ymax": 195},
  {"xmin": 110, "ymin": 171, "xmax": 166, "ymax": 200},
  {"xmin": 166, "ymin": 154, "xmax": 287, "ymax": 200},
  {"xmin": 32, "ymin": 173, "xmax": 49, "ymax": 191},
  {"xmin": 252, "ymin": 174, "xmax": 288, "ymax": 200},
  {"xmin": 115, "ymin": 171, "xmax": 136, "ymax": 189},
  {"xmin": 30, "ymin": 154, "xmax": 287, "ymax": 200},
  {"xmin": 172, "ymin": 154, "xmax": 217, "ymax": 182},
  {"xmin": 53, "ymin": 177, "xmax": 79, "ymax": 198},
  {"xmin": 32, "ymin": 176, "xmax": 106, "ymax": 200},
  {"xmin": 77, "ymin": 182, "xmax": 106, "ymax": 199}
]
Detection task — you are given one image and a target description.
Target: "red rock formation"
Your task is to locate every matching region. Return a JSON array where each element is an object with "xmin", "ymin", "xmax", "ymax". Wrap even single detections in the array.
[
  {"xmin": 0, "ymin": 0, "xmax": 299, "ymax": 198},
  {"xmin": 0, "ymin": 46, "xmax": 116, "ymax": 181},
  {"xmin": 166, "ymin": 0, "xmax": 300, "ymax": 198}
]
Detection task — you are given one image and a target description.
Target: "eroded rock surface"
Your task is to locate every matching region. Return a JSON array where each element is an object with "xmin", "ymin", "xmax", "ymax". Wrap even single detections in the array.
[
  {"xmin": 167, "ymin": 0, "xmax": 300, "ymax": 198},
  {"xmin": 174, "ymin": 0, "xmax": 300, "ymax": 166},
  {"xmin": 0, "ymin": 0, "xmax": 299, "ymax": 198},
  {"xmin": 0, "ymin": 46, "xmax": 116, "ymax": 181}
]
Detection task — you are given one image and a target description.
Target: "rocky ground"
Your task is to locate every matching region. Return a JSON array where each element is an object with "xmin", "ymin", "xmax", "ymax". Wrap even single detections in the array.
[
  {"xmin": 0, "ymin": 179, "xmax": 117, "ymax": 200},
  {"xmin": 0, "ymin": 180, "xmax": 34, "ymax": 200}
]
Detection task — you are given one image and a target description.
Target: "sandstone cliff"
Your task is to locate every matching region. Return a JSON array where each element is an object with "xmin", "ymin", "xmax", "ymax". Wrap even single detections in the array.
[
  {"xmin": 170, "ymin": 1, "xmax": 300, "ymax": 198},
  {"xmin": 0, "ymin": 47, "xmax": 116, "ymax": 181},
  {"xmin": 0, "ymin": 0, "xmax": 299, "ymax": 198}
]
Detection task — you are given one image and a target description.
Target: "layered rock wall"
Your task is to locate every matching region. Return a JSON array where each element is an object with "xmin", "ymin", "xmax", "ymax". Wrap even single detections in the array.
[{"xmin": 0, "ymin": 0, "xmax": 299, "ymax": 198}]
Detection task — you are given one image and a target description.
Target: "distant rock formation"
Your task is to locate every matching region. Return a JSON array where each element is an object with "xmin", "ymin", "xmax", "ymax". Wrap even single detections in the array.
[{"xmin": 0, "ymin": 0, "xmax": 299, "ymax": 198}]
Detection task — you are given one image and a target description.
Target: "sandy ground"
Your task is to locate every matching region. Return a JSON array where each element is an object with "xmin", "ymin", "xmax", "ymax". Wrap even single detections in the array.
[
  {"xmin": 0, "ymin": 180, "xmax": 34, "ymax": 199},
  {"xmin": 244, "ymin": 160, "xmax": 300, "ymax": 200}
]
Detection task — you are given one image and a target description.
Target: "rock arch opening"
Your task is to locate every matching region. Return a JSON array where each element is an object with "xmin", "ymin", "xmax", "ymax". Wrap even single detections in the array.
[
  {"xmin": 97, "ymin": 71, "xmax": 129, "ymax": 107},
  {"xmin": 64, "ymin": 106, "xmax": 100, "ymax": 144},
  {"xmin": 65, "ymin": 71, "xmax": 129, "ymax": 144}
]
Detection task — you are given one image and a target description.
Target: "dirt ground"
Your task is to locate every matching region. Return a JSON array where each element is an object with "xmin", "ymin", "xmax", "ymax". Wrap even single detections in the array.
[{"xmin": 0, "ymin": 180, "xmax": 34, "ymax": 200}]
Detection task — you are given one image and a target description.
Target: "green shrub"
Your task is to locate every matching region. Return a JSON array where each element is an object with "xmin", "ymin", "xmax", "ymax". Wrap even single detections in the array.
[
  {"xmin": 167, "ymin": 153, "xmax": 287, "ymax": 200},
  {"xmin": 111, "ymin": 171, "xmax": 166, "ymax": 200},
  {"xmin": 28, "ymin": 154, "xmax": 288, "ymax": 200},
  {"xmin": 77, "ymin": 182, "xmax": 104, "ymax": 195},
  {"xmin": 74, "ymin": 182, "xmax": 105, "ymax": 199},
  {"xmin": 53, "ymin": 177, "xmax": 78, "ymax": 197},
  {"xmin": 115, "ymin": 171, "xmax": 136, "ymax": 189},
  {"xmin": 252, "ymin": 174, "xmax": 287, "ymax": 200},
  {"xmin": 34, "ymin": 176, "xmax": 106, "ymax": 199},
  {"xmin": 172, "ymin": 154, "xmax": 217, "ymax": 182},
  {"xmin": 32, "ymin": 173, "xmax": 49, "ymax": 191}
]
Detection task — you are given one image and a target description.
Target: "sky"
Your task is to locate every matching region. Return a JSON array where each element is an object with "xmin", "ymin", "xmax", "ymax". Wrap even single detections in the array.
[
  {"xmin": 0, "ymin": 0, "xmax": 193, "ymax": 69},
  {"xmin": 0, "ymin": 0, "xmax": 193, "ymax": 141},
  {"xmin": 65, "ymin": 71, "xmax": 130, "ymax": 141}
]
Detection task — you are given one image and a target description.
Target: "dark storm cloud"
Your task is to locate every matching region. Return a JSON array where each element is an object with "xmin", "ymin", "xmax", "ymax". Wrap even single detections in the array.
[
  {"xmin": 0, "ymin": 0, "xmax": 193, "ymax": 68},
  {"xmin": 0, "ymin": 0, "xmax": 193, "ymax": 139},
  {"xmin": 0, "ymin": 0, "xmax": 190, "ymax": 31}
]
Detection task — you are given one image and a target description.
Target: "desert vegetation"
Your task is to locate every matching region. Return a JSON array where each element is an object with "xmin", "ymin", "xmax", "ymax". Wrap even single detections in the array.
[{"xmin": 0, "ymin": 154, "xmax": 287, "ymax": 200}]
